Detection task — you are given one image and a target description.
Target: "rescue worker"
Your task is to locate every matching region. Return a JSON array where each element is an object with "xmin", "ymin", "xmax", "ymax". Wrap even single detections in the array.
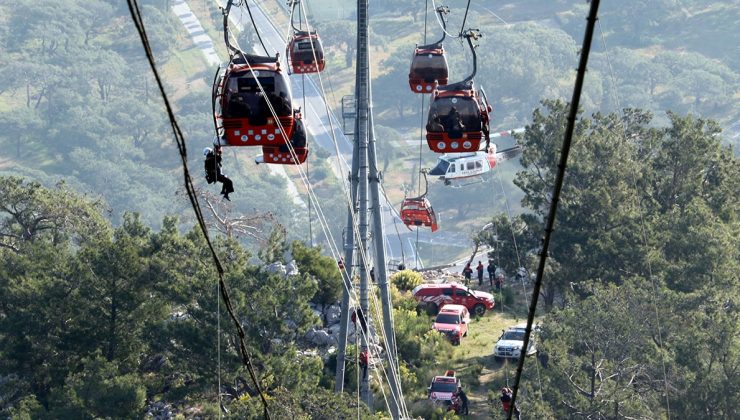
[
  {"xmin": 204, "ymin": 145, "xmax": 234, "ymax": 201},
  {"xmin": 359, "ymin": 350, "xmax": 369, "ymax": 379},
  {"xmin": 487, "ymin": 261, "xmax": 496, "ymax": 287},
  {"xmin": 457, "ymin": 385, "xmax": 469, "ymax": 415},
  {"xmin": 495, "ymin": 272, "xmax": 505, "ymax": 292},
  {"xmin": 476, "ymin": 261, "xmax": 484, "ymax": 286},
  {"xmin": 462, "ymin": 263, "xmax": 473, "ymax": 286},
  {"xmin": 500, "ymin": 387, "xmax": 521, "ymax": 420}
]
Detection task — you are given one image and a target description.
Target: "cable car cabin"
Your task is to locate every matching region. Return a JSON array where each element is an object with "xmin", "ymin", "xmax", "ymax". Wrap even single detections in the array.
[
  {"xmin": 215, "ymin": 54, "xmax": 295, "ymax": 147},
  {"xmin": 400, "ymin": 197, "xmax": 439, "ymax": 232},
  {"xmin": 287, "ymin": 31, "xmax": 325, "ymax": 74},
  {"xmin": 255, "ymin": 116, "xmax": 308, "ymax": 165},
  {"xmin": 425, "ymin": 81, "xmax": 490, "ymax": 154},
  {"xmin": 409, "ymin": 43, "xmax": 448, "ymax": 94}
]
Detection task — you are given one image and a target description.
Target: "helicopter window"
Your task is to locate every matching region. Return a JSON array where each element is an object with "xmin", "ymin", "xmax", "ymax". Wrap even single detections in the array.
[
  {"xmin": 475, "ymin": 161, "xmax": 482, "ymax": 169},
  {"xmin": 467, "ymin": 162, "xmax": 475, "ymax": 170},
  {"xmin": 448, "ymin": 164, "xmax": 455, "ymax": 173},
  {"xmin": 430, "ymin": 159, "xmax": 450, "ymax": 175}
]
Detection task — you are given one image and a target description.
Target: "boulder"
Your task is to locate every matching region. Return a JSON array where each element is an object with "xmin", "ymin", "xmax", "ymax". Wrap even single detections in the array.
[
  {"xmin": 264, "ymin": 262, "xmax": 286, "ymax": 276},
  {"xmin": 325, "ymin": 305, "xmax": 342, "ymax": 325},
  {"xmin": 327, "ymin": 323, "xmax": 343, "ymax": 336},
  {"xmin": 286, "ymin": 260, "xmax": 300, "ymax": 276},
  {"xmin": 305, "ymin": 329, "xmax": 336, "ymax": 347}
]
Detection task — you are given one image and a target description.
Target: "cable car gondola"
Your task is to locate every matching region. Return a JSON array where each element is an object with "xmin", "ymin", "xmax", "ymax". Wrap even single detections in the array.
[
  {"xmin": 400, "ymin": 170, "xmax": 439, "ymax": 232},
  {"xmin": 255, "ymin": 112, "xmax": 309, "ymax": 165},
  {"xmin": 286, "ymin": 0, "xmax": 325, "ymax": 74},
  {"xmin": 409, "ymin": 6, "xmax": 449, "ymax": 94},
  {"xmin": 425, "ymin": 30, "xmax": 491, "ymax": 153},
  {"xmin": 212, "ymin": 0, "xmax": 295, "ymax": 148},
  {"xmin": 213, "ymin": 53, "xmax": 295, "ymax": 147},
  {"xmin": 287, "ymin": 30, "xmax": 325, "ymax": 74}
]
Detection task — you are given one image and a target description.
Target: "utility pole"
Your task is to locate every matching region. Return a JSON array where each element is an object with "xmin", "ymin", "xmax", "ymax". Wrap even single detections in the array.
[
  {"xmin": 355, "ymin": 0, "xmax": 371, "ymax": 407},
  {"xmin": 334, "ymin": 118, "xmax": 360, "ymax": 393},
  {"xmin": 369, "ymin": 109, "xmax": 403, "ymax": 417},
  {"xmin": 334, "ymin": 0, "xmax": 403, "ymax": 417},
  {"xmin": 334, "ymin": 0, "xmax": 370, "ymax": 402}
]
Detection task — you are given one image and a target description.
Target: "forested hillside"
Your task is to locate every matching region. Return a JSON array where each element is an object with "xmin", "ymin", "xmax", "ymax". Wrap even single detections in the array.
[
  {"xmin": 0, "ymin": 0, "xmax": 737, "ymax": 418},
  {"xmin": 481, "ymin": 101, "xmax": 738, "ymax": 418},
  {"xmin": 0, "ymin": 0, "xmax": 303, "ymax": 237}
]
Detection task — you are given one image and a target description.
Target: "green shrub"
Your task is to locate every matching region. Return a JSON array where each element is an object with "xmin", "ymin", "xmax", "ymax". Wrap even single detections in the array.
[
  {"xmin": 391, "ymin": 269, "xmax": 423, "ymax": 291},
  {"xmin": 502, "ymin": 287, "xmax": 516, "ymax": 306}
]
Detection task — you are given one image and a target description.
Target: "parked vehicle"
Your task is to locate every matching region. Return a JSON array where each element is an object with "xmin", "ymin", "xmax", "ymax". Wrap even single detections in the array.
[
  {"xmin": 428, "ymin": 370, "xmax": 462, "ymax": 413},
  {"xmin": 493, "ymin": 323, "xmax": 538, "ymax": 361},
  {"xmin": 412, "ymin": 282, "xmax": 495, "ymax": 316},
  {"xmin": 432, "ymin": 304, "xmax": 470, "ymax": 345}
]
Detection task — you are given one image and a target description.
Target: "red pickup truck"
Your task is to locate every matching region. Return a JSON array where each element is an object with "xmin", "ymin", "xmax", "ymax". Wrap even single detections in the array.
[{"xmin": 413, "ymin": 282, "xmax": 495, "ymax": 316}]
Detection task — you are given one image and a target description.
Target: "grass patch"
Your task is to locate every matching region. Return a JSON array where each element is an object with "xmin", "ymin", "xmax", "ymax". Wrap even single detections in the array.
[{"xmin": 413, "ymin": 288, "xmax": 540, "ymax": 418}]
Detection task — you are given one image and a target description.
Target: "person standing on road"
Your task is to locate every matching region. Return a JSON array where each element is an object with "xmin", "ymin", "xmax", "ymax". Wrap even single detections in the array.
[
  {"xmin": 476, "ymin": 261, "xmax": 484, "ymax": 286},
  {"xmin": 462, "ymin": 263, "xmax": 473, "ymax": 286}
]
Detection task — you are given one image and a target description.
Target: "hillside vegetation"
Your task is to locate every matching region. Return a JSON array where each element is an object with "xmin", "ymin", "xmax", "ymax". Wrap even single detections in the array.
[{"xmin": 0, "ymin": 0, "xmax": 737, "ymax": 418}]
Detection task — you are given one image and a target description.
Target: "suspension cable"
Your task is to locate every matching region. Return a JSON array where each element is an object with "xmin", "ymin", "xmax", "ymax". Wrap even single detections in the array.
[
  {"xmin": 415, "ymin": 0, "xmax": 430, "ymax": 270},
  {"xmin": 226, "ymin": 16, "xmax": 406, "ymax": 416},
  {"xmin": 458, "ymin": 0, "xmax": 471, "ymax": 37},
  {"xmin": 508, "ymin": 1, "xmax": 601, "ymax": 418},
  {"xmin": 430, "ymin": 0, "xmax": 460, "ymax": 39},
  {"xmin": 242, "ymin": 0, "xmax": 269, "ymax": 55},
  {"xmin": 226, "ymin": 2, "xmax": 408, "ymax": 413},
  {"xmin": 597, "ymin": 18, "xmax": 671, "ymax": 419},
  {"xmin": 126, "ymin": 1, "xmax": 271, "ymax": 418},
  {"xmin": 380, "ymin": 184, "xmax": 406, "ymax": 267}
]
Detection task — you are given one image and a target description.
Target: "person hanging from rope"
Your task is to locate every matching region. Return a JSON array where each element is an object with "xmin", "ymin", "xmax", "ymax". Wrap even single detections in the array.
[
  {"xmin": 462, "ymin": 263, "xmax": 473, "ymax": 286},
  {"xmin": 500, "ymin": 387, "xmax": 521, "ymax": 420},
  {"xmin": 351, "ymin": 307, "xmax": 367, "ymax": 336},
  {"xmin": 204, "ymin": 145, "xmax": 234, "ymax": 201},
  {"xmin": 359, "ymin": 349, "xmax": 369, "ymax": 379},
  {"xmin": 476, "ymin": 260, "xmax": 485, "ymax": 286},
  {"xmin": 516, "ymin": 266, "xmax": 529, "ymax": 284},
  {"xmin": 487, "ymin": 260, "xmax": 497, "ymax": 287}
]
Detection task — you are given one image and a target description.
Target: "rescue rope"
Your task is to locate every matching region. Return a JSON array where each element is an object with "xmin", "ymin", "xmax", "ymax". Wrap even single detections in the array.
[
  {"xmin": 126, "ymin": 1, "xmax": 271, "ymax": 418},
  {"xmin": 508, "ymin": 2, "xmax": 601, "ymax": 418},
  {"xmin": 597, "ymin": 18, "xmax": 671, "ymax": 419},
  {"xmin": 415, "ymin": 0, "xmax": 430, "ymax": 269},
  {"xmin": 226, "ymin": 3, "xmax": 408, "ymax": 414}
]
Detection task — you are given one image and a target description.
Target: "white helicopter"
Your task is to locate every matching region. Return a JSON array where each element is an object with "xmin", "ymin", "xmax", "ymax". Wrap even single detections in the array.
[{"xmin": 427, "ymin": 129, "xmax": 523, "ymax": 187}]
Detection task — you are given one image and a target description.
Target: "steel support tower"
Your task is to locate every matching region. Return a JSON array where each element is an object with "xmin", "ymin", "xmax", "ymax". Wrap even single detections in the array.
[{"xmin": 334, "ymin": 0, "xmax": 403, "ymax": 417}]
